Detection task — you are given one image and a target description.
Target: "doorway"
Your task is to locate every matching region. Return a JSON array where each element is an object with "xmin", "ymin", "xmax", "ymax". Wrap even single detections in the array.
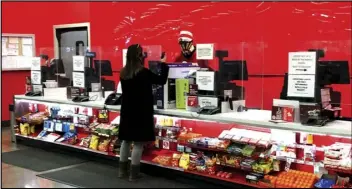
[{"xmin": 53, "ymin": 23, "xmax": 91, "ymax": 79}]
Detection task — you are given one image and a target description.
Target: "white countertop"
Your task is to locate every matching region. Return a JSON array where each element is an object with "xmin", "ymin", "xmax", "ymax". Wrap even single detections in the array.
[{"xmin": 15, "ymin": 95, "xmax": 352, "ymax": 137}]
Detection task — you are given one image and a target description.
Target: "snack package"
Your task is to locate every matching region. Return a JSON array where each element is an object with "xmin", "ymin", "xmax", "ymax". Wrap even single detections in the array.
[
  {"xmin": 304, "ymin": 145, "xmax": 316, "ymax": 162},
  {"xmin": 171, "ymin": 153, "xmax": 182, "ymax": 167},
  {"xmin": 179, "ymin": 153, "xmax": 190, "ymax": 170},
  {"xmin": 80, "ymin": 136, "xmax": 91, "ymax": 148},
  {"xmin": 89, "ymin": 135, "xmax": 100, "ymax": 150},
  {"xmin": 98, "ymin": 139, "xmax": 111, "ymax": 152},
  {"xmin": 20, "ymin": 123, "xmax": 30, "ymax": 136},
  {"xmin": 242, "ymin": 145, "xmax": 256, "ymax": 157}
]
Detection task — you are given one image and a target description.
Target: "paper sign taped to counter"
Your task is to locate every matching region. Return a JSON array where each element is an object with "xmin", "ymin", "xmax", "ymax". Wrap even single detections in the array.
[
  {"xmin": 196, "ymin": 71, "xmax": 215, "ymax": 91},
  {"xmin": 31, "ymin": 57, "xmax": 41, "ymax": 70},
  {"xmin": 287, "ymin": 74, "xmax": 315, "ymax": 98},
  {"xmin": 288, "ymin": 52, "xmax": 317, "ymax": 75},
  {"xmin": 73, "ymin": 56, "xmax": 85, "ymax": 71},
  {"xmin": 32, "ymin": 84, "xmax": 43, "ymax": 93},
  {"xmin": 196, "ymin": 44, "xmax": 214, "ymax": 60},
  {"xmin": 31, "ymin": 71, "xmax": 41, "ymax": 85},
  {"xmin": 72, "ymin": 72, "xmax": 85, "ymax": 88}
]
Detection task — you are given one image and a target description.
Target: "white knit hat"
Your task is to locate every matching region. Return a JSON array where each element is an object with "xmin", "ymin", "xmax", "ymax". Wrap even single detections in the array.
[{"xmin": 178, "ymin": 30, "xmax": 193, "ymax": 42}]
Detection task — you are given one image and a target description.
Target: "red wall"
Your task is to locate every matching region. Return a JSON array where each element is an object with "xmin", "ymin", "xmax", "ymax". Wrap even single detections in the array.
[{"xmin": 2, "ymin": 2, "xmax": 352, "ymax": 121}]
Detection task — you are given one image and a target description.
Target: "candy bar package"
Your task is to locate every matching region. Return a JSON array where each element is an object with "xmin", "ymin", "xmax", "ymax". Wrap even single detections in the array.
[{"xmin": 79, "ymin": 136, "xmax": 91, "ymax": 148}]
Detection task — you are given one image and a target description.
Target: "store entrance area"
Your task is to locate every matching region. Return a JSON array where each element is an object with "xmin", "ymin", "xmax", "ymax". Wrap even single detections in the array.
[{"xmin": 1, "ymin": 128, "xmax": 229, "ymax": 188}]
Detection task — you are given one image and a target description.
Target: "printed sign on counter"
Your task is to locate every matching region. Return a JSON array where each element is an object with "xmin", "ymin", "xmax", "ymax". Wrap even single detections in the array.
[
  {"xmin": 287, "ymin": 74, "xmax": 315, "ymax": 98},
  {"xmin": 32, "ymin": 85, "xmax": 43, "ymax": 93},
  {"xmin": 72, "ymin": 72, "xmax": 85, "ymax": 88},
  {"xmin": 31, "ymin": 71, "xmax": 41, "ymax": 85},
  {"xmin": 288, "ymin": 52, "xmax": 317, "ymax": 75},
  {"xmin": 196, "ymin": 44, "xmax": 214, "ymax": 60},
  {"xmin": 31, "ymin": 57, "xmax": 41, "ymax": 70},
  {"xmin": 196, "ymin": 71, "xmax": 215, "ymax": 91},
  {"xmin": 73, "ymin": 56, "xmax": 85, "ymax": 71}
]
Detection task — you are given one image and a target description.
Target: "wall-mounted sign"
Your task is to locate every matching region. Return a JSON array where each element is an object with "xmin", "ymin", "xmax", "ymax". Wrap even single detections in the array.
[{"xmin": 31, "ymin": 71, "xmax": 41, "ymax": 85}]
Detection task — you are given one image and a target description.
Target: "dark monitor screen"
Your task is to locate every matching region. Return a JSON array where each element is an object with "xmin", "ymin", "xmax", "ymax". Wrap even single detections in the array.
[
  {"xmin": 49, "ymin": 59, "xmax": 65, "ymax": 74},
  {"xmin": 94, "ymin": 60, "xmax": 113, "ymax": 76},
  {"xmin": 318, "ymin": 61, "xmax": 350, "ymax": 85},
  {"xmin": 219, "ymin": 60, "xmax": 248, "ymax": 81}
]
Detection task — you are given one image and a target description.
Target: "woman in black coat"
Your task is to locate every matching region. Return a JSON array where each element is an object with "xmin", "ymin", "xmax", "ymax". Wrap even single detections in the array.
[{"xmin": 118, "ymin": 44, "xmax": 169, "ymax": 181}]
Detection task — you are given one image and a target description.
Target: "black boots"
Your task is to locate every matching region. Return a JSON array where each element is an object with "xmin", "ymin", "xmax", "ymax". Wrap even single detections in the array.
[
  {"xmin": 129, "ymin": 164, "xmax": 142, "ymax": 182},
  {"xmin": 119, "ymin": 162, "xmax": 142, "ymax": 182},
  {"xmin": 118, "ymin": 161, "xmax": 128, "ymax": 178}
]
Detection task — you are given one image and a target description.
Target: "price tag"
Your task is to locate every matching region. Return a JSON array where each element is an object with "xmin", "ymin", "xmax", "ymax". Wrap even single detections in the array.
[
  {"xmin": 285, "ymin": 158, "xmax": 293, "ymax": 172},
  {"xmin": 69, "ymin": 124, "xmax": 75, "ymax": 131},
  {"xmin": 162, "ymin": 140, "xmax": 170, "ymax": 150}
]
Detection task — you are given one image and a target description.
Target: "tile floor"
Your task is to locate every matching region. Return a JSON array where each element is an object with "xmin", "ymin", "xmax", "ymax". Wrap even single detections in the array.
[{"xmin": 1, "ymin": 127, "xmax": 74, "ymax": 188}]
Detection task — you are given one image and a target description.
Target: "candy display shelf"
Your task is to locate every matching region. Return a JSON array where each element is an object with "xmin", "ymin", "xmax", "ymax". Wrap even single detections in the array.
[
  {"xmin": 14, "ymin": 95, "xmax": 352, "ymax": 137},
  {"xmin": 12, "ymin": 95, "xmax": 352, "ymax": 188}
]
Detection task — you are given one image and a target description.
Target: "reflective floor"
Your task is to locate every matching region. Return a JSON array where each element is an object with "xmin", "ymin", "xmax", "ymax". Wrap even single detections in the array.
[{"xmin": 1, "ymin": 127, "xmax": 74, "ymax": 188}]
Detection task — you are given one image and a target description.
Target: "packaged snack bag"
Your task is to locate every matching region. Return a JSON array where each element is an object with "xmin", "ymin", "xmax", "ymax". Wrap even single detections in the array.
[
  {"xmin": 89, "ymin": 135, "xmax": 100, "ymax": 150},
  {"xmin": 179, "ymin": 153, "xmax": 190, "ymax": 169}
]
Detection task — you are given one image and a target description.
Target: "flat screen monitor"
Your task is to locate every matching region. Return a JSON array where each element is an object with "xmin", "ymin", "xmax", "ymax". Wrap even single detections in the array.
[
  {"xmin": 49, "ymin": 59, "xmax": 65, "ymax": 74},
  {"xmin": 317, "ymin": 61, "xmax": 350, "ymax": 85},
  {"xmin": 219, "ymin": 60, "xmax": 248, "ymax": 82},
  {"xmin": 94, "ymin": 60, "xmax": 113, "ymax": 76}
]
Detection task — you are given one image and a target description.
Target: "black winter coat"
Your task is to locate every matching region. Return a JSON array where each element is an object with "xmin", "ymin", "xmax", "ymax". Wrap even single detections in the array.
[{"xmin": 118, "ymin": 64, "xmax": 169, "ymax": 142}]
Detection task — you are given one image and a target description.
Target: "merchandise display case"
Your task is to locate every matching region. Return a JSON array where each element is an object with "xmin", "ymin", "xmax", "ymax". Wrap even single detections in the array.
[{"xmin": 11, "ymin": 95, "xmax": 352, "ymax": 188}]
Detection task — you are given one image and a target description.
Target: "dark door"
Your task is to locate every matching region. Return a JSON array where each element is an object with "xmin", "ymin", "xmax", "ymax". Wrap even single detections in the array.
[{"xmin": 56, "ymin": 27, "xmax": 88, "ymax": 79}]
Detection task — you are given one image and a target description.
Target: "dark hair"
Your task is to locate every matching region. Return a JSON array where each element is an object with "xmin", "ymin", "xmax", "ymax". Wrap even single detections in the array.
[{"xmin": 120, "ymin": 44, "xmax": 144, "ymax": 80}]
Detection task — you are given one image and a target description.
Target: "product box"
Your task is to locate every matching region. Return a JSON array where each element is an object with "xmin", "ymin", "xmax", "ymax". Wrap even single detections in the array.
[
  {"xmin": 271, "ymin": 106, "xmax": 295, "ymax": 122},
  {"xmin": 176, "ymin": 79, "xmax": 189, "ymax": 109},
  {"xmin": 299, "ymin": 103, "xmax": 321, "ymax": 124}
]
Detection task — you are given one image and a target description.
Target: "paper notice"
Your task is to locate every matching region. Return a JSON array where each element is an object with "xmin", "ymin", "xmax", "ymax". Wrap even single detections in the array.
[
  {"xmin": 31, "ymin": 70, "xmax": 41, "ymax": 85},
  {"xmin": 32, "ymin": 85, "xmax": 43, "ymax": 93},
  {"xmin": 7, "ymin": 48, "xmax": 19, "ymax": 56},
  {"xmin": 22, "ymin": 45, "xmax": 33, "ymax": 56},
  {"xmin": 287, "ymin": 74, "xmax": 315, "ymax": 98},
  {"xmin": 288, "ymin": 52, "xmax": 317, "ymax": 75},
  {"xmin": 73, "ymin": 56, "xmax": 85, "ymax": 71},
  {"xmin": 72, "ymin": 72, "xmax": 85, "ymax": 88},
  {"xmin": 8, "ymin": 37, "xmax": 19, "ymax": 44},
  {"xmin": 22, "ymin": 38, "xmax": 33, "ymax": 45},
  {"xmin": 31, "ymin": 57, "xmax": 41, "ymax": 70},
  {"xmin": 196, "ymin": 71, "xmax": 215, "ymax": 91},
  {"xmin": 196, "ymin": 44, "xmax": 214, "ymax": 60}
]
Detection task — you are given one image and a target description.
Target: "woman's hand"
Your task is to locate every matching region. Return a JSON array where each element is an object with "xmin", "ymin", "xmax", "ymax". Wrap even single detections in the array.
[{"xmin": 161, "ymin": 53, "xmax": 167, "ymax": 63}]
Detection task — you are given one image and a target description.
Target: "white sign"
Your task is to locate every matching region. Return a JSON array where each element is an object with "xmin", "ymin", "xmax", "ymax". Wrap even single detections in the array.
[
  {"xmin": 31, "ymin": 57, "xmax": 41, "ymax": 70},
  {"xmin": 32, "ymin": 85, "xmax": 43, "ymax": 93},
  {"xmin": 196, "ymin": 44, "xmax": 214, "ymax": 60},
  {"xmin": 72, "ymin": 72, "xmax": 85, "ymax": 88},
  {"xmin": 288, "ymin": 52, "xmax": 317, "ymax": 75},
  {"xmin": 287, "ymin": 74, "xmax": 315, "ymax": 98},
  {"xmin": 198, "ymin": 96, "xmax": 218, "ymax": 107},
  {"xmin": 31, "ymin": 71, "xmax": 41, "ymax": 85},
  {"xmin": 122, "ymin": 49, "xmax": 128, "ymax": 67},
  {"xmin": 73, "ymin": 56, "xmax": 85, "ymax": 71},
  {"xmin": 196, "ymin": 71, "xmax": 215, "ymax": 91}
]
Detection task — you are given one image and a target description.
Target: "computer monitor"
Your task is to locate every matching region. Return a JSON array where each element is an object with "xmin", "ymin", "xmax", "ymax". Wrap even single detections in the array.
[
  {"xmin": 49, "ymin": 59, "xmax": 65, "ymax": 74},
  {"xmin": 94, "ymin": 60, "xmax": 113, "ymax": 76},
  {"xmin": 317, "ymin": 61, "xmax": 350, "ymax": 85},
  {"xmin": 219, "ymin": 60, "xmax": 248, "ymax": 82}
]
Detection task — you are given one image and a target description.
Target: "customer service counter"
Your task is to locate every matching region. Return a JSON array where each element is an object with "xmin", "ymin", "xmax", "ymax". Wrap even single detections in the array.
[{"xmin": 11, "ymin": 95, "xmax": 352, "ymax": 188}]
